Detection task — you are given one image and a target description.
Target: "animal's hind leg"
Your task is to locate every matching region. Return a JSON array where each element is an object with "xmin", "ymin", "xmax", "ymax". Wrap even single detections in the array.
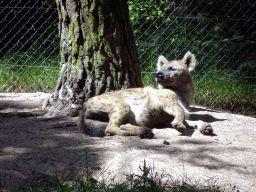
[
  {"xmin": 105, "ymin": 102, "xmax": 137, "ymax": 136},
  {"xmin": 120, "ymin": 124, "xmax": 154, "ymax": 138}
]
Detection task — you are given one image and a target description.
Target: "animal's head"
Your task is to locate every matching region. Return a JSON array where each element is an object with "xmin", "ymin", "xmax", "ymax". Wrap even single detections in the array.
[{"xmin": 155, "ymin": 51, "xmax": 196, "ymax": 89}]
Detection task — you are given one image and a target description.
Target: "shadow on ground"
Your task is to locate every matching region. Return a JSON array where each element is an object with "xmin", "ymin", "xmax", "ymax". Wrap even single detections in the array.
[{"xmin": 0, "ymin": 93, "xmax": 256, "ymax": 191}]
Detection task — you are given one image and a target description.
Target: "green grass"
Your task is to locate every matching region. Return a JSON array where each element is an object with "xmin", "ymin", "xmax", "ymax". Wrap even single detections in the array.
[
  {"xmin": 0, "ymin": 148, "xmax": 226, "ymax": 192},
  {"xmin": 0, "ymin": 52, "xmax": 59, "ymax": 92},
  {"xmin": 194, "ymin": 68, "xmax": 256, "ymax": 116}
]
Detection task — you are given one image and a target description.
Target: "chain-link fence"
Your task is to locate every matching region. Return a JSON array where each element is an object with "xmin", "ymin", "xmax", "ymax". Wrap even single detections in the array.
[
  {"xmin": 0, "ymin": 0, "xmax": 59, "ymax": 92},
  {"xmin": 0, "ymin": 0, "xmax": 255, "ymax": 115}
]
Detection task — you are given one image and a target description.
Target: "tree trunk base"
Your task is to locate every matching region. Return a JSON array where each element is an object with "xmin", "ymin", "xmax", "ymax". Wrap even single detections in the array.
[{"xmin": 43, "ymin": 85, "xmax": 84, "ymax": 117}]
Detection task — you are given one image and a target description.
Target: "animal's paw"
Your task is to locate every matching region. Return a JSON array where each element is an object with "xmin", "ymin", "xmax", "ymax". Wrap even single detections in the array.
[
  {"xmin": 120, "ymin": 124, "xmax": 154, "ymax": 138},
  {"xmin": 171, "ymin": 121, "xmax": 186, "ymax": 133},
  {"xmin": 139, "ymin": 128, "xmax": 154, "ymax": 139},
  {"xmin": 123, "ymin": 132, "xmax": 136, "ymax": 136},
  {"xmin": 106, "ymin": 126, "xmax": 136, "ymax": 136},
  {"xmin": 198, "ymin": 122, "xmax": 213, "ymax": 135}
]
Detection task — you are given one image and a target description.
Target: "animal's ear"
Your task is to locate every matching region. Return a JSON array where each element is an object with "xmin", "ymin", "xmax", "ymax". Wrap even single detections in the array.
[
  {"xmin": 156, "ymin": 55, "xmax": 168, "ymax": 70},
  {"xmin": 182, "ymin": 51, "xmax": 197, "ymax": 72}
]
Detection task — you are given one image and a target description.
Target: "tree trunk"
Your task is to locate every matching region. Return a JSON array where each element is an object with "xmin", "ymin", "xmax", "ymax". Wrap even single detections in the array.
[{"xmin": 48, "ymin": 0, "xmax": 143, "ymax": 116}]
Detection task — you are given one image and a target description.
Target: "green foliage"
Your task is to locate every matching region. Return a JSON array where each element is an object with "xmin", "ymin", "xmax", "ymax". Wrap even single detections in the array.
[
  {"xmin": 124, "ymin": 159, "xmax": 166, "ymax": 192},
  {"xmin": 0, "ymin": 0, "xmax": 59, "ymax": 55},
  {"xmin": 128, "ymin": 0, "xmax": 255, "ymax": 71},
  {"xmin": 77, "ymin": 147, "xmax": 101, "ymax": 182}
]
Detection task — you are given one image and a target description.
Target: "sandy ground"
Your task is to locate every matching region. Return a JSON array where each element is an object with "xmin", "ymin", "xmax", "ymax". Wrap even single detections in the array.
[{"xmin": 0, "ymin": 92, "xmax": 256, "ymax": 191}]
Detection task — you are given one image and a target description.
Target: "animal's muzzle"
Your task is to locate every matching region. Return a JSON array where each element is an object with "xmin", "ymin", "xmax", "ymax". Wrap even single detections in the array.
[{"xmin": 155, "ymin": 71, "xmax": 164, "ymax": 79}]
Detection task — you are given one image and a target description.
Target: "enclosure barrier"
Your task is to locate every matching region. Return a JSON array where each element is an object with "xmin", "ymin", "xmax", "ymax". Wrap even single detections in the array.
[{"xmin": 0, "ymin": 0, "xmax": 255, "ymax": 115}]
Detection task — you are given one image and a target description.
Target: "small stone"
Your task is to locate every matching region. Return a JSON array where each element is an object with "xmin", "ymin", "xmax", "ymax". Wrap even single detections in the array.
[{"xmin": 163, "ymin": 140, "xmax": 170, "ymax": 145}]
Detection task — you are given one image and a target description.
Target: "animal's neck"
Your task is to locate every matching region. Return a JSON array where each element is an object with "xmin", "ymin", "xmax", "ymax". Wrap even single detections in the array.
[{"xmin": 163, "ymin": 86, "xmax": 192, "ymax": 109}]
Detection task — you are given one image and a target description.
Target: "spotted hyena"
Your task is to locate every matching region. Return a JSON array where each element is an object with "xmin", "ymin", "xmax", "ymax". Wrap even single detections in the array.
[{"xmin": 78, "ymin": 52, "xmax": 213, "ymax": 138}]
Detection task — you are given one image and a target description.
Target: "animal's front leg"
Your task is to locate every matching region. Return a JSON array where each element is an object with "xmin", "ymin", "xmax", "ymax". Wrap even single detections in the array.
[{"xmin": 165, "ymin": 105, "xmax": 186, "ymax": 133}]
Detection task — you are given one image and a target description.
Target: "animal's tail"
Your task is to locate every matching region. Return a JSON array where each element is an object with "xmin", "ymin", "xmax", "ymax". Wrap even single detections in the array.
[{"xmin": 77, "ymin": 111, "xmax": 107, "ymax": 137}]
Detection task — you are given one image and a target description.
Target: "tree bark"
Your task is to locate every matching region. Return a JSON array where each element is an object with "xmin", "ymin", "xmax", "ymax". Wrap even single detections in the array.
[{"xmin": 49, "ymin": 0, "xmax": 143, "ymax": 116}]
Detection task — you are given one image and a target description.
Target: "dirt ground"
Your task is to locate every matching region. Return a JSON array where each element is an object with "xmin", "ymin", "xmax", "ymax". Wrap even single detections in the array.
[{"xmin": 0, "ymin": 92, "xmax": 256, "ymax": 191}]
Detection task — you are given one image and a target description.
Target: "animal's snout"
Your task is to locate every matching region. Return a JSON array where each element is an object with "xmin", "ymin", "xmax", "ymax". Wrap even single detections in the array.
[{"xmin": 155, "ymin": 71, "xmax": 163, "ymax": 78}]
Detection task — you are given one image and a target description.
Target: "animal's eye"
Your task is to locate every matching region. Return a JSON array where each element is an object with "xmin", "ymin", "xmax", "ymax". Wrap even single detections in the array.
[{"xmin": 168, "ymin": 67, "xmax": 176, "ymax": 71}]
